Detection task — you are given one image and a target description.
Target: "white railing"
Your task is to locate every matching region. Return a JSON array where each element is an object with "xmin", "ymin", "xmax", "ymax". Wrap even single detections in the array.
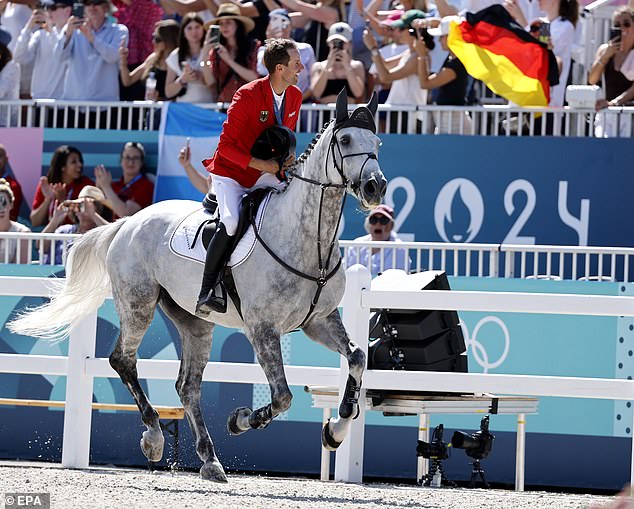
[
  {"xmin": 2, "ymin": 232, "xmax": 633, "ymax": 281},
  {"xmin": 1, "ymin": 269, "xmax": 634, "ymax": 489},
  {"xmin": 340, "ymin": 240, "xmax": 634, "ymax": 282},
  {"xmin": 1, "ymin": 99, "xmax": 632, "ymax": 136},
  {"xmin": 0, "ymin": 232, "xmax": 80, "ymax": 265}
]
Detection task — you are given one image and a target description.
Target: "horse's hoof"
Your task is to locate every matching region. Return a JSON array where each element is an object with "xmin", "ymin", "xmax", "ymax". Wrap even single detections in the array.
[
  {"xmin": 321, "ymin": 420, "xmax": 342, "ymax": 451},
  {"xmin": 200, "ymin": 460, "xmax": 228, "ymax": 483},
  {"xmin": 227, "ymin": 407, "xmax": 252, "ymax": 435},
  {"xmin": 140, "ymin": 429, "xmax": 164, "ymax": 462}
]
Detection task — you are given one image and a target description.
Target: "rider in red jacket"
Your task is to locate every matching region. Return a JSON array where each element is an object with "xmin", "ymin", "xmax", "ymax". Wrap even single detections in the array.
[{"xmin": 196, "ymin": 39, "xmax": 304, "ymax": 317}]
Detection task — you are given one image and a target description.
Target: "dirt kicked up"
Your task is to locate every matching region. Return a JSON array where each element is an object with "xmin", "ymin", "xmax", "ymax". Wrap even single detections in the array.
[{"xmin": 0, "ymin": 462, "xmax": 620, "ymax": 509}]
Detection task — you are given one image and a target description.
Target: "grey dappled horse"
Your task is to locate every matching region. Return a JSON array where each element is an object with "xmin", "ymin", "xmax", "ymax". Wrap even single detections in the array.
[{"xmin": 9, "ymin": 91, "xmax": 386, "ymax": 482}]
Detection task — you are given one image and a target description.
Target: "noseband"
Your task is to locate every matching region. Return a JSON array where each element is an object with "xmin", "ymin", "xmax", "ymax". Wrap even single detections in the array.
[{"xmin": 251, "ymin": 123, "xmax": 378, "ymax": 328}]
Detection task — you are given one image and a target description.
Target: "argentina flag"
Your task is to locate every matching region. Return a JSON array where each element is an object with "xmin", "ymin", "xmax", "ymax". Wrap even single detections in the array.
[{"xmin": 155, "ymin": 103, "xmax": 227, "ymax": 202}]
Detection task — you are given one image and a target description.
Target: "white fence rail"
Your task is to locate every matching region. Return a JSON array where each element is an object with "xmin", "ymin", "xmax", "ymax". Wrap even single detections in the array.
[
  {"xmin": 2, "ymin": 232, "xmax": 633, "ymax": 282},
  {"xmin": 1, "ymin": 270, "xmax": 634, "ymax": 489},
  {"xmin": 1, "ymin": 99, "xmax": 632, "ymax": 137}
]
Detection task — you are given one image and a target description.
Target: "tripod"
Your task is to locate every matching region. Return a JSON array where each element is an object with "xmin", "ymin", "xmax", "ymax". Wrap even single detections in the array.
[
  {"xmin": 468, "ymin": 459, "xmax": 489, "ymax": 488},
  {"xmin": 421, "ymin": 458, "xmax": 455, "ymax": 488}
]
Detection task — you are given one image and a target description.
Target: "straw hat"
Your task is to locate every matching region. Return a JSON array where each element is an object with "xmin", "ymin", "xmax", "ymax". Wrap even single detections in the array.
[
  {"xmin": 68, "ymin": 185, "xmax": 113, "ymax": 210},
  {"xmin": 205, "ymin": 3, "xmax": 255, "ymax": 33}
]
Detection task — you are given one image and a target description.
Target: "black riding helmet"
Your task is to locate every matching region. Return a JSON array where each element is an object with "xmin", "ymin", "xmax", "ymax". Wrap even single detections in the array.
[{"xmin": 250, "ymin": 125, "xmax": 296, "ymax": 165}]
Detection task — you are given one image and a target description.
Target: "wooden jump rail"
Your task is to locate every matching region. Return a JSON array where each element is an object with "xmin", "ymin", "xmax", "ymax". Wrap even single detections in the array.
[{"xmin": 0, "ymin": 398, "xmax": 185, "ymax": 467}]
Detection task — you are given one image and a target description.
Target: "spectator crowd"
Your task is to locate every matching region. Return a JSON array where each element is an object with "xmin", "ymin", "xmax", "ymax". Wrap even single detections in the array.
[
  {"xmin": 0, "ymin": 0, "xmax": 632, "ymax": 120},
  {"xmin": 0, "ymin": 0, "xmax": 633, "ymax": 262}
]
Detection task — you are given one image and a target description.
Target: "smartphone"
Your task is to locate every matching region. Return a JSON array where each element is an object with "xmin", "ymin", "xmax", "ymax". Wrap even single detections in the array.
[
  {"xmin": 610, "ymin": 27, "xmax": 622, "ymax": 42},
  {"xmin": 538, "ymin": 22, "xmax": 550, "ymax": 44},
  {"xmin": 186, "ymin": 137, "xmax": 191, "ymax": 151},
  {"xmin": 72, "ymin": 2, "xmax": 84, "ymax": 18},
  {"xmin": 332, "ymin": 39, "xmax": 344, "ymax": 51},
  {"xmin": 207, "ymin": 24, "xmax": 220, "ymax": 46}
]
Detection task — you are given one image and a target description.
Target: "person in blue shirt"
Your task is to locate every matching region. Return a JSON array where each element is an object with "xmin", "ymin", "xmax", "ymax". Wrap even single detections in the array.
[
  {"xmin": 346, "ymin": 203, "xmax": 411, "ymax": 276},
  {"xmin": 60, "ymin": 0, "xmax": 128, "ymax": 101}
]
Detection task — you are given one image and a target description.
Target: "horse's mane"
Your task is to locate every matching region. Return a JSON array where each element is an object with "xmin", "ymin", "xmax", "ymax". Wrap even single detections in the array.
[{"xmin": 296, "ymin": 119, "xmax": 334, "ymax": 166}]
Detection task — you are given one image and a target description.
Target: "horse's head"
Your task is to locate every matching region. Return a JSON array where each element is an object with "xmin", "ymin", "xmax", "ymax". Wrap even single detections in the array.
[{"xmin": 330, "ymin": 89, "xmax": 387, "ymax": 209}]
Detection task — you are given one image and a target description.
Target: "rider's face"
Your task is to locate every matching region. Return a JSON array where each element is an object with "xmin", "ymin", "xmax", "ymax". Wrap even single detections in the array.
[{"xmin": 279, "ymin": 49, "xmax": 303, "ymax": 86}]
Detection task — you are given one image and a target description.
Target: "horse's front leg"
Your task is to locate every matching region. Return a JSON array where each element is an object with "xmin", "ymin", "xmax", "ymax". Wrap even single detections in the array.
[
  {"xmin": 302, "ymin": 309, "xmax": 365, "ymax": 450},
  {"xmin": 227, "ymin": 323, "xmax": 292, "ymax": 435}
]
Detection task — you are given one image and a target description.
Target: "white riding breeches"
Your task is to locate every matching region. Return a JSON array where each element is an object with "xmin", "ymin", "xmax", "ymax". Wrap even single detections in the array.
[{"xmin": 212, "ymin": 173, "xmax": 284, "ymax": 236}]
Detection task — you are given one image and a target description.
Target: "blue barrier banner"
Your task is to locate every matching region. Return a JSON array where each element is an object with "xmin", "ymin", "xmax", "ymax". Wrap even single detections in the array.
[{"xmin": 340, "ymin": 135, "xmax": 633, "ymax": 247}]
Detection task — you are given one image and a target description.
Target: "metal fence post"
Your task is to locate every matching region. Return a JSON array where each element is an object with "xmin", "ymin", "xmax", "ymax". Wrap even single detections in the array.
[
  {"xmin": 61, "ymin": 311, "xmax": 98, "ymax": 468},
  {"xmin": 336, "ymin": 265, "xmax": 372, "ymax": 482}
]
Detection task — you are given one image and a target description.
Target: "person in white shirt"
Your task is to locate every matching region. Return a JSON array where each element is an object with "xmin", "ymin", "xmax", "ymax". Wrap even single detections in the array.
[
  {"xmin": 346, "ymin": 204, "xmax": 411, "ymax": 277},
  {"xmin": 0, "ymin": 27, "xmax": 20, "ymax": 126},
  {"xmin": 13, "ymin": 0, "xmax": 71, "ymax": 99}
]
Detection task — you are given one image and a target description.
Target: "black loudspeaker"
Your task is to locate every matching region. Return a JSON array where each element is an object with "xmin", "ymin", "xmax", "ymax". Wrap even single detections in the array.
[{"xmin": 368, "ymin": 271, "xmax": 468, "ymax": 373}]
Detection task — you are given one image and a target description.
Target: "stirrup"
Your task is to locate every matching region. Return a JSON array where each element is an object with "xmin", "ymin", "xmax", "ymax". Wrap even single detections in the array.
[{"xmin": 195, "ymin": 283, "xmax": 227, "ymax": 316}]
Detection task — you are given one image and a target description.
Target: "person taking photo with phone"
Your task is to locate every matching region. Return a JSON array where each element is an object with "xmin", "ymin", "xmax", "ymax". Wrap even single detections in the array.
[
  {"xmin": 363, "ymin": 10, "xmax": 429, "ymax": 133},
  {"xmin": 310, "ymin": 22, "xmax": 365, "ymax": 105},
  {"xmin": 119, "ymin": 19, "xmax": 179, "ymax": 101},
  {"xmin": 201, "ymin": 3, "xmax": 260, "ymax": 104},
  {"xmin": 589, "ymin": 7, "xmax": 634, "ymax": 110},
  {"xmin": 529, "ymin": 0, "xmax": 578, "ymax": 108},
  {"xmin": 60, "ymin": 0, "xmax": 129, "ymax": 101},
  {"xmin": 13, "ymin": 0, "xmax": 72, "ymax": 100},
  {"xmin": 165, "ymin": 13, "xmax": 215, "ymax": 103}
]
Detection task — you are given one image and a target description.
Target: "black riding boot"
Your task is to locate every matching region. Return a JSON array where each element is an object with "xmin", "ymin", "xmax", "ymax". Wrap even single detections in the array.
[{"xmin": 195, "ymin": 223, "xmax": 234, "ymax": 316}]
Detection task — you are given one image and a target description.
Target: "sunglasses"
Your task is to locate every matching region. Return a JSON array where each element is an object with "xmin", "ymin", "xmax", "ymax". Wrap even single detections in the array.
[
  {"xmin": 152, "ymin": 35, "xmax": 163, "ymax": 43},
  {"xmin": 614, "ymin": 21, "xmax": 632, "ymax": 28},
  {"xmin": 0, "ymin": 194, "xmax": 10, "ymax": 209},
  {"xmin": 369, "ymin": 215, "xmax": 390, "ymax": 225},
  {"xmin": 122, "ymin": 155, "xmax": 142, "ymax": 162}
]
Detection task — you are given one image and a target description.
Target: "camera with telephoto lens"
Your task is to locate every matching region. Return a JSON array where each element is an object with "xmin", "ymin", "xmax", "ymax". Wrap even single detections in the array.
[
  {"xmin": 409, "ymin": 27, "xmax": 435, "ymax": 50},
  {"xmin": 451, "ymin": 415, "xmax": 495, "ymax": 460},
  {"xmin": 417, "ymin": 424, "xmax": 448, "ymax": 460}
]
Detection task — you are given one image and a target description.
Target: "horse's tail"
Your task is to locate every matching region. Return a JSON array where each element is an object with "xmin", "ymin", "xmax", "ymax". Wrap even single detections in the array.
[{"xmin": 8, "ymin": 218, "xmax": 128, "ymax": 341}]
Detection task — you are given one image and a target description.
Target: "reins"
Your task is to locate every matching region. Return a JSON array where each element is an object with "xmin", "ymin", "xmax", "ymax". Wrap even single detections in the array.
[{"xmin": 250, "ymin": 123, "xmax": 377, "ymax": 328}]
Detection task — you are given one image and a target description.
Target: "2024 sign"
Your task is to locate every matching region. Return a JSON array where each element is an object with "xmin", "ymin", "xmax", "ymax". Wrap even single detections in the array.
[{"xmin": 385, "ymin": 177, "xmax": 590, "ymax": 245}]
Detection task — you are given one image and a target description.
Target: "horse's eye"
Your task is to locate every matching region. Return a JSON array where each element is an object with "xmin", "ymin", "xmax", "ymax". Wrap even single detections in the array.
[{"xmin": 340, "ymin": 134, "xmax": 351, "ymax": 145}]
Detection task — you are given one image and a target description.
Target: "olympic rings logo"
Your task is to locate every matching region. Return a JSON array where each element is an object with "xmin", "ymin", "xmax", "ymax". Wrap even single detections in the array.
[{"xmin": 460, "ymin": 316, "xmax": 510, "ymax": 373}]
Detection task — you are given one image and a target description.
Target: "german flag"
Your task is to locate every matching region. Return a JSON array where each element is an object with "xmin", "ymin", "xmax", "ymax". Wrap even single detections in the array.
[{"xmin": 448, "ymin": 5, "xmax": 559, "ymax": 106}]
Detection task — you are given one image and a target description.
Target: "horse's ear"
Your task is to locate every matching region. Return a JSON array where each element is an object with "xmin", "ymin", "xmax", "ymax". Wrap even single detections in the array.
[
  {"xmin": 335, "ymin": 88, "xmax": 349, "ymax": 125},
  {"xmin": 366, "ymin": 92, "xmax": 378, "ymax": 117}
]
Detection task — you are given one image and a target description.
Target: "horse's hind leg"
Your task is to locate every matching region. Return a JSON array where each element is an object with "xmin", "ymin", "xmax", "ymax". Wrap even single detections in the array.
[
  {"xmin": 227, "ymin": 322, "xmax": 292, "ymax": 435},
  {"xmin": 302, "ymin": 309, "xmax": 365, "ymax": 451},
  {"xmin": 158, "ymin": 291, "xmax": 227, "ymax": 482},
  {"xmin": 108, "ymin": 283, "xmax": 164, "ymax": 462}
]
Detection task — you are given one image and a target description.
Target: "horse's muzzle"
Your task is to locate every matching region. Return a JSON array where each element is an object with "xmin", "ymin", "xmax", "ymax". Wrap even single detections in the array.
[{"xmin": 361, "ymin": 173, "xmax": 387, "ymax": 207}]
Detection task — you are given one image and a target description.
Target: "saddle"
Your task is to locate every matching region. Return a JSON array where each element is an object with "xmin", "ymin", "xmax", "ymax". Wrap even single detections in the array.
[{"xmin": 195, "ymin": 188, "xmax": 272, "ymax": 317}]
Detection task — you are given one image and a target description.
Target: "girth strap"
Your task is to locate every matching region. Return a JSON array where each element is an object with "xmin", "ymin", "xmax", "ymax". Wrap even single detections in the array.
[{"xmin": 250, "ymin": 214, "xmax": 342, "ymax": 328}]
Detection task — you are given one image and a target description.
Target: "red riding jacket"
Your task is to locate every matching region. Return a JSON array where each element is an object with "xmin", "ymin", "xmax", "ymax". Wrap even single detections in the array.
[{"xmin": 204, "ymin": 77, "xmax": 302, "ymax": 188}]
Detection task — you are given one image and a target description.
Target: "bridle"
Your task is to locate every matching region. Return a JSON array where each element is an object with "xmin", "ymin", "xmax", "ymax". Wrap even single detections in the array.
[{"xmin": 250, "ymin": 122, "xmax": 378, "ymax": 328}]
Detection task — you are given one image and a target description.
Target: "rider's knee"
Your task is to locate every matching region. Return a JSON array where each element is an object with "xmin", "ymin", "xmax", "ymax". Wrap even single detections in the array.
[{"xmin": 222, "ymin": 216, "xmax": 239, "ymax": 237}]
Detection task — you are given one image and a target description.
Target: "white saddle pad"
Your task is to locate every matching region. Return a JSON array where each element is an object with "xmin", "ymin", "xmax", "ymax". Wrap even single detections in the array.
[{"xmin": 169, "ymin": 193, "xmax": 272, "ymax": 268}]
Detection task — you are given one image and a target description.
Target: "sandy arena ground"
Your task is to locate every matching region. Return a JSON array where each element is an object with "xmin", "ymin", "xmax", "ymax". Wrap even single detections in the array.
[{"xmin": 0, "ymin": 461, "xmax": 619, "ymax": 509}]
